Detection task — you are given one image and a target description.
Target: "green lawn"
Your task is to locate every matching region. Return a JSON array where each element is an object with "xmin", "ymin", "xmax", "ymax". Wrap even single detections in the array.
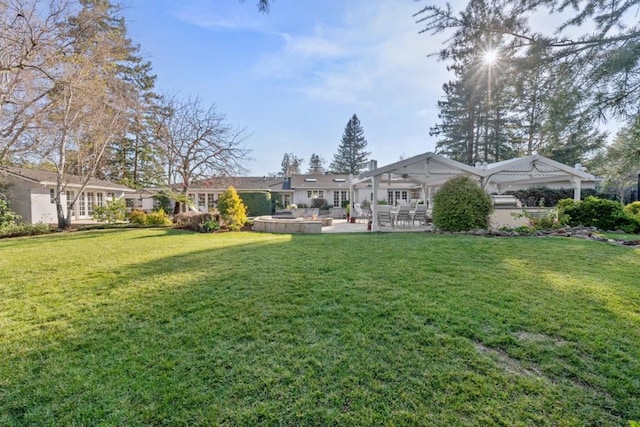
[{"xmin": 1, "ymin": 229, "xmax": 639, "ymax": 426}]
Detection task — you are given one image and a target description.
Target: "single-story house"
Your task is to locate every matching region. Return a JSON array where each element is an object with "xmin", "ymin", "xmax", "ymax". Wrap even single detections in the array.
[
  {"xmin": 134, "ymin": 172, "xmax": 420, "ymax": 213},
  {"xmin": 128, "ymin": 153, "xmax": 599, "ymax": 227},
  {"xmin": 1, "ymin": 166, "xmax": 134, "ymax": 224}
]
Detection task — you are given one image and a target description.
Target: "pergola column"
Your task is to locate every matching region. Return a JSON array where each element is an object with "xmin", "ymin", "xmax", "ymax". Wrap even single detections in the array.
[
  {"xmin": 372, "ymin": 175, "xmax": 381, "ymax": 231},
  {"xmin": 573, "ymin": 177, "xmax": 582, "ymax": 201}
]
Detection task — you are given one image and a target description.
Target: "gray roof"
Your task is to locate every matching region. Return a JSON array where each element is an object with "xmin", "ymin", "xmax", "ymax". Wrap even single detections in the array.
[
  {"xmin": 289, "ymin": 174, "xmax": 351, "ymax": 189},
  {"xmin": 1, "ymin": 166, "xmax": 134, "ymax": 192},
  {"xmin": 192, "ymin": 176, "xmax": 288, "ymax": 191},
  {"xmin": 187, "ymin": 174, "xmax": 354, "ymax": 191}
]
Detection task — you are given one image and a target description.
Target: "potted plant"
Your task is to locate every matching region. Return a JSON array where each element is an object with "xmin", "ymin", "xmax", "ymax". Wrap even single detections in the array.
[{"xmin": 342, "ymin": 200, "xmax": 350, "ymax": 221}]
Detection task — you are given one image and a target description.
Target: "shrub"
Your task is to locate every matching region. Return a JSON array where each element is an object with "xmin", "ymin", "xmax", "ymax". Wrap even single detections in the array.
[
  {"xmin": 144, "ymin": 209, "xmax": 172, "ymax": 226},
  {"xmin": 559, "ymin": 196, "xmax": 640, "ymax": 233},
  {"xmin": 199, "ymin": 219, "xmax": 220, "ymax": 233},
  {"xmin": 217, "ymin": 186, "xmax": 247, "ymax": 231},
  {"xmin": 92, "ymin": 198, "xmax": 126, "ymax": 224},
  {"xmin": 128, "ymin": 209, "xmax": 146, "ymax": 225},
  {"xmin": 432, "ymin": 175, "xmax": 493, "ymax": 231},
  {"xmin": 507, "ymin": 187, "xmax": 616, "ymax": 207},
  {"xmin": 238, "ymin": 192, "xmax": 272, "ymax": 217},
  {"xmin": 174, "ymin": 212, "xmax": 214, "ymax": 231},
  {"xmin": 0, "ymin": 198, "xmax": 20, "ymax": 227},
  {"xmin": 311, "ymin": 198, "xmax": 327, "ymax": 209},
  {"xmin": 624, "ymin": 201, "xmax": 640, "ymax": 218},
  {"xmin": 0, "ymin": 222, "xmax": 50, "ymax": 238}
]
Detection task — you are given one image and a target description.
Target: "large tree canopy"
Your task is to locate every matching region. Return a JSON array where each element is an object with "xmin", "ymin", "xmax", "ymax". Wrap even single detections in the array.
[{"xmin": 415, "ymin": 0, "xmax": 640, "ymax": 122}]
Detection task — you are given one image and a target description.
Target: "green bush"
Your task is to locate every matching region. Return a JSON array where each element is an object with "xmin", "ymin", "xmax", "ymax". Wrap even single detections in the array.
[
  {"xmin": 559, "ymin": 196, "xmax": 640, "ymax": 233},
  {"xmin": 217, "ymin": 186, "xmax": 247, "ymax": 231},
  {"xmin": 144, "ymin": 209, "xmax": 172, "ymax": 226},
  {"xmin": 0, "ymin": 222, "xmax": 50, "ymax": 238},
  {"xmin": 311, "ymin": 198, "xmax": 328, "ymax": 209},
  {"xmin": 174, "ymin": 212, "xmax": 214, "ymax": 231},
  {"xmin": 624, "ymin": 201, "xmax": 640, "ymax": 218},
  {"xmin": 0, "ymin": 198, "xmax": 20, "ymax": 227},
  {"xmin": 432, "ymin": 175, "xmax": 493, "ymax": 231},
  {"xmin": 128, "ymin": 208, "xmax": 172, "ymax": 227},
  {"xmin": 92, "ymin": 198, "xmax": 126, "ymax": 224},
  {"xmin": 128, "ymin": 209, "xmax": 146, "ymax": 225},
  {"xmin": 507, "ymin": 187, "xmax": 616, "ymax": 207},
  {"xmin": 238, "ymin": 192, "xmax": 271, "ymax": 217},
  {"xmin": 199, "ymin": 219, "xmax": 220, "ymax": 233}
]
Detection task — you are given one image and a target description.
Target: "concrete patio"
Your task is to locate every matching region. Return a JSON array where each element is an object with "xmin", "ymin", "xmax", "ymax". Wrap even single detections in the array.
[{"xmin": 322, "ymin": 218, "xmax": 432, "ymax": 233}]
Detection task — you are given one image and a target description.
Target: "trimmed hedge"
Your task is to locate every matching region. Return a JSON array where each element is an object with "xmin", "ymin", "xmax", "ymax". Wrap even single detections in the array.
[
  {"xmin": 558, "ymin": 197, "xmax": 640, "ymax": 233},
  {"xmin": 239, "ymin": 192, "xmax": 272, "ymax": 217},
  {"xmin": 506, "ymin": 187, "xmax": 615, "ymax": 207},
  {"xmin": 433, "ymin": 175, "xmax": 493, "ymax": 231}
]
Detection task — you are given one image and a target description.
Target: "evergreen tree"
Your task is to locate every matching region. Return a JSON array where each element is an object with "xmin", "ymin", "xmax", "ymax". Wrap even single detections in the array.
[
  {"xmin": 588, "ymin": 121, "xmax": 640, "ymax": 201},
  {"xmin": 280, "ymin": 153, "xmax": 303, "ymax": 176},
  {"xmin": 329, "ymin": 114, "xmax": 370, "ymax": 174},
  {"xmin": 416, "ymin": 0, "xmax": 640, "ymax": 121},
  {"xmin": 307, "ymin": 153, "xmax": 325, "ymax": 174},
  {"xmin": 217, "ymin": 185, "xmax": 247, "ymax": 231}
]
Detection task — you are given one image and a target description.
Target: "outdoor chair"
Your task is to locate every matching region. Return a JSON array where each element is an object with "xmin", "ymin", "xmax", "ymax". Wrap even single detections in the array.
[
  {"xmin": 377, "ymin": 205, "xmax": 393, "ymax": 228},
  {"xmin": 412, "ymin": 204, "xmax": 429, "ymax": 226},
  {"xmin": 395, "ymin": 204, "xmax": 411, "ymax": 227}
]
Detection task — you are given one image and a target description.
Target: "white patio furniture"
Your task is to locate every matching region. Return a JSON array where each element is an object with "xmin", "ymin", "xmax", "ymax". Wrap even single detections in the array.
[
  {"xmin": 395, "ymin": 204, "xmax": 412, "ymax": 227},
  {"xmin": 377, "ymin": 205, "xmax": 394, "ymax": 228},
  {"xmin": 412, "ymin": 204, "xmax": 429, "ymax": 226}
]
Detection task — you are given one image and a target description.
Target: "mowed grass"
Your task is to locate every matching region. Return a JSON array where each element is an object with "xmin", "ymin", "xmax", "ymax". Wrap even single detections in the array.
[{"xmin": 1, "ymin": 229, "xmax": 639, "ymax": 426}]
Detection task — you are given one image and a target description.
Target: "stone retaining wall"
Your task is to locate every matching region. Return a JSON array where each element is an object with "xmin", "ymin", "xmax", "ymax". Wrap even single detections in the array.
[{"xmin": 253, "ymin": 216, "xmax": 323, "ymax": 234}]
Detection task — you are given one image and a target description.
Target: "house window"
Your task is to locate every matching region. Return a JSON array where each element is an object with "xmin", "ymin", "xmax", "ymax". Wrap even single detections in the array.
[
  {"xmin": 283, "ymin": 194, "xmax": 291, "ymax": 207},
  {"xmin": 87, "ymin": 192, "xmax": 95, "ymax": 215},
  {"xmin": 307, "ymin": 190, "xmax": 324, "ymax": 199},
  {"xmin": 198, "ymin": 194, "xmax": 206, "ymax": 210},
  {"xmin": 79, "ymin": 192, "xmax": 86, "ymax": 216},
  {"xmin": 207, "ymin": 194, "xmax": 216, "ymax": 210},
  {"xmin": 107, "ymin": 192, "xmax": 115, "ymax": 200},
  {"xmin": 334, "ymin": 190, "xmax": 347, "ymax": 207},
  {"xmin": 66, "ymin": 190, "xmax": 74, "ymax": 215},
  {"xmin": 97, "ymin": 193, "xmax": 104, "ymax": 207},
  {"xmin": 387, "ymin": 190, "xmax": 393, "ymax": 205},
  {"xmin": 50, "ymin": 188, "xmax": 55, "ymax": 204}
]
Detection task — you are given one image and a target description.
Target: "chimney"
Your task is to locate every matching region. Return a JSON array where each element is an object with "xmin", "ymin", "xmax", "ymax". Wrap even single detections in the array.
[{"xmin": 368, "ymin": 160, "xmax": 378, "ymax": 171}]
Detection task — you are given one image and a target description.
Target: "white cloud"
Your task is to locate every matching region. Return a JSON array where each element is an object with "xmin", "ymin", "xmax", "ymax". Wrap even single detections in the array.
[
  {"xmin": 281, "ymin": 31, "xmax": 348, "ymax": 59},
  {"xmin": 171, "ymin": 0, "xmax": 265, "ymax": 32},
  {"xmin": 254, "ymin": 1, "xmax": 450, "ymax": 106}
]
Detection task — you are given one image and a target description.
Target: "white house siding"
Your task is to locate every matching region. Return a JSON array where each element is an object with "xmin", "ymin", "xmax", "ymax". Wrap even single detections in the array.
[
  {"xmin": 5, "ymin": 178, "xmax": 33, "ymax": 223},
  {"xmin": 30, "ymin": 186, "xmax": 57, "ymax": 224}
]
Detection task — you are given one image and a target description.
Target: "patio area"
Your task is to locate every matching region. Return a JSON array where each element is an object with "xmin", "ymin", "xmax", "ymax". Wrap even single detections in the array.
[{"xmin": 322, "ymin": 218, "xmax": 432, "ymax": 233}]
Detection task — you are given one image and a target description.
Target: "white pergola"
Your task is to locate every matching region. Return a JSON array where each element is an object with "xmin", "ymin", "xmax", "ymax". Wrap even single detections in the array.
[{"xmin": 351, "ymin": 152, "xmax": 598, "ymax": 231}]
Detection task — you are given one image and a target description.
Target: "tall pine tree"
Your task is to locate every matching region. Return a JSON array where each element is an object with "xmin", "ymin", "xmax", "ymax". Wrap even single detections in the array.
[
  {"xmin": 329, "ymin": 114, "xmax": 370, "ymax": 174},
  {"xmin": 307, "ymin": 153, "xmax": 325, "ymax": 174}
]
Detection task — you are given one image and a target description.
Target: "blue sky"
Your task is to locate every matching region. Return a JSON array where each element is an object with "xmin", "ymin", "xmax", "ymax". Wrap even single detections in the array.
[{"xmin": 121, "ymin": 1, "xmax": 458, "ymax": 176}]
